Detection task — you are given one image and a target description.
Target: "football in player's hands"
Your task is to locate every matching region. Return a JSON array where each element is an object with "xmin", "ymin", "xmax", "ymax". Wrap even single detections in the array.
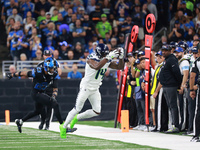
[
  {"xmin": 6, "ymin": 73, "xmax": 13, "ymax": 80},
  {"xmin": 117, "ymin": 47, "xmax": 124, "ymax": 59}
]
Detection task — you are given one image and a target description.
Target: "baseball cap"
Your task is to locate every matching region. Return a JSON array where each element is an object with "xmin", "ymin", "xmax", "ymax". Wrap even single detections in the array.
[
  {"xmin": 44, "ymin": 50, "xmax": 52, "ymax": 56},
  {"xmin": 192, "ymin": 47, "xmax": 198, "ymax": 53},
  {"xmin": 76, "ymin": 42, "xmax": 81, "ymax": 45},
  {"xmin": 79, "ymin": 7, "xmax": 85, "ymax": 11},
  {"xmin": 174, "ymin": 47, "xmax": 184, "ymax": 53},
  {"xmin": 135, "ymin": 59, "xmax": 140, "ymax": 64},
  {"xmin": 59, "ymin": 41, "xmax": 68, "ymax": 46},
  {"xmin": 138, "ymin": 51, "xmax": 145, "ymax": 55},
  {"xmin": 156, "ymin": 50, "xmax": 162, "ymax": 56},
  {"xmin": 101, "ymin": 14, "xmax": 107, "ymax": 18},
  {"xmin": 181, "ymin": 1, "xmax": 186, "ymax": 4},
  {"xmin": 84, "ymin": 49, "xmax": 89, "ymax": 53},
  {"xmin": 119, "ymin": 33, "xmax": 124, "ymax": 37},
  {"xmin": 127, "ymin": 52, "xmax": 133, "ymax": 57},
  {"xmin": 45, "ymin": 12, "xmax": 51, "ymax": 16},
  {"xmin": 92, "ymin": 42, "xmax": 98, "ymax": 46},
  {"xmin": 161, "ymin": 45, "xmax": 170, "ymax": 50}
]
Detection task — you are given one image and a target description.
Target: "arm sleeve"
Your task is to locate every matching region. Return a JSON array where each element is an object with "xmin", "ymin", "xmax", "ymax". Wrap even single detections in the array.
[
  {"xmin": 191, "ymin": 60, "xmax": 199, "ymax": 74},
  {"xmin": 27, "ymin": 70, "xmax": 34, "ymax": 77},
  {"xmin": 52, "ymin": 79, "xmax": 58, "ymax": 88}
]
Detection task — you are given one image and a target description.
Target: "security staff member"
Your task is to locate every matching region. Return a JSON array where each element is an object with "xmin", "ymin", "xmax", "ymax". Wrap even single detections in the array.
[
  {"xmin": 159, "ymin": 45, "xmax": 182, "ymax": 133},
  {"xmin": 189, "ymin": 43, "xmax": 200, "ymax": 142}
]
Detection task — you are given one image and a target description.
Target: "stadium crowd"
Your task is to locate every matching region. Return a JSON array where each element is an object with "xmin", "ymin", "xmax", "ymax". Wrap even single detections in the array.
[{"xmin": 2, "ymin": 0, "xmax": 200, "ymax": 142}]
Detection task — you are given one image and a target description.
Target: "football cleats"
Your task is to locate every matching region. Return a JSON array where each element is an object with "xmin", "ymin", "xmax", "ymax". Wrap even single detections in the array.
[{"xmin": 95, "ymin": 43, "xmax": 109, "ymax": 58}]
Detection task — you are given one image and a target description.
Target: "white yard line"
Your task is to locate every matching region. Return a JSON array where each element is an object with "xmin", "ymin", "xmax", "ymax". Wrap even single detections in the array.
[{"xmin": 2, "ymin": 122, "xmax": 200, "ymax": 150}]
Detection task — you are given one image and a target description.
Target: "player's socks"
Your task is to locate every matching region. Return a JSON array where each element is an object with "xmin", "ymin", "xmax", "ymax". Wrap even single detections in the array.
[
  {"xmin": 70, "ymin": 114, "xmax": 78, "ymax": 129},
  {"xmin": 59, "ymin": 123, "xmax": 66, "ymax": 139},
  {"xmin": 15, "ymin": 119, "xmax": 23, "ymax": 133},
  {"xmin": 63, "ymin": 108, "xmax": 78, "ymax": 128}
]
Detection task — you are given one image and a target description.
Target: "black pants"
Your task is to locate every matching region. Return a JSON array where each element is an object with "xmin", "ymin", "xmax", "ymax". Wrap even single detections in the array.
[
  {"xmin": 154, "ymin": 88, "xmax": 168, "ymax": 131},
  {"xmin": 22, "ymin": 90, "xmax": 63, "ymax": 124},
  {"xmin": 178, "ymin": 89, "xmax": 188, "ymax": 131},
  {"xmin": 194, "ymin": 90, "xmax": 200, "ymax": 137},
  {"xmin": 187, "ymin": 89, "xmax": 196, "ymax": 132},
  {"xmin": 163, "ymin": 87, "xmax": 179, "ymax": 128}
]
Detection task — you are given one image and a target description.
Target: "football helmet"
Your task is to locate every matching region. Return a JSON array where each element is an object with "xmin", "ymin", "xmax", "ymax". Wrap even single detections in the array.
[
  {"xmin": 44, "ymin": 57, "xmax": 55, "ymax": 75},
  {"xmin": 95, "ymin": 43, "xmax": 109, "ymax": 58}
]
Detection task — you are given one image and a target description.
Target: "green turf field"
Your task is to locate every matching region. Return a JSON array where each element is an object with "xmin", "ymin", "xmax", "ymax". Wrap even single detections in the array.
[{"xmin": 0, "ymin": 122, "xmax": 166, "ymax": 150}]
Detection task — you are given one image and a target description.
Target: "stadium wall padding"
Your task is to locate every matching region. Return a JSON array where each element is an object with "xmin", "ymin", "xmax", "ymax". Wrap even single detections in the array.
[{"xmin": 0, "ymin": 78, "xmax": 118, "ymax": 122}]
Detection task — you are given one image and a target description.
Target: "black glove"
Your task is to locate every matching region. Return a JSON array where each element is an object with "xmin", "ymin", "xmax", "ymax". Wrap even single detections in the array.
[
  {"xmin": 50, "ymin": 96, "xmax": 57, "ymax": 103},
  {"xmin": 7, "ymin": 73, "xmax": 13, "ymax": 80}
]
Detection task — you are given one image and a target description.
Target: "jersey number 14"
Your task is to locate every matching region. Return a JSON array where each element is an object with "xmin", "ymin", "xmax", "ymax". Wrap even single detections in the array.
[{"xmin": 95, "ymin": 68, "xmax": 107, "ymax": 80}]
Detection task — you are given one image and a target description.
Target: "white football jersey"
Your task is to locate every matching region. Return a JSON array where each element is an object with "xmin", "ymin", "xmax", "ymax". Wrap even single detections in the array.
[{"xmin": 80, "ymin": 53, "xmax": 111, "ymax": 90}]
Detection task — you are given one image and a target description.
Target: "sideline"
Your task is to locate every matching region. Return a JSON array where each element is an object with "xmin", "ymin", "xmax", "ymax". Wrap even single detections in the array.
[{"xmin": 4, "ymin": 122, "xmax": 200, "ymax": 150}]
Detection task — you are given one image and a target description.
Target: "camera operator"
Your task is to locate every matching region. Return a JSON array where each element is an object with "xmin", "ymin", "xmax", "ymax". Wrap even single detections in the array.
[{"xmin": 189, "ymin": 43, "xmax": 200, "ymax": 142}]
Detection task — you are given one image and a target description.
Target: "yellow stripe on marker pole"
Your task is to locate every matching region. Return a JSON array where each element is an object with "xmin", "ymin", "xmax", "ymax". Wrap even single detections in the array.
[{"xmin": 5, "ymin": 110, "xmax": 10, "ymax": 125}]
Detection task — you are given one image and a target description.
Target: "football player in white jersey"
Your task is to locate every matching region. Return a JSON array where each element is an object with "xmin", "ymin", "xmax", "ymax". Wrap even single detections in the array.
[{"xmin": 59, "ymin": 43, "xmax": 124, "ymax": 138}]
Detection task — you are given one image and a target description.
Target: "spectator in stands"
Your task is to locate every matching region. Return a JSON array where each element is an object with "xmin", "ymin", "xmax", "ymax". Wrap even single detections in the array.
[
  {"xmin": 114, "ymin": 0, "xmax": 130, "ymax": 16},
  {"xmin": 116, "ymin": 8, "xmax": 126, "ymax": 32},
  {"xmin": 13, "ymin": 35, "xmax": 29, "ymax": 60},
  {"xmin": 58, "ymin": 25, "xmax": 72, "ymax": 45},
  {"xmin": 72, "ymin": 19, "xmax": 86, "ymax": 46},
  {"xmin": 29, "ymin": 36, "xmax": 42, "ymax": 59},
  {"xmin": 90, "ymin": 3, "xmax": 102, "ymax": 24},
  {"xmin": 77, "ymin": 7, "xmax": 85, "ymax": 20},
  {"xmin": 44, "ymin": 22, "xmax": 58, "ymax": 47},
  {"xmin": 55, "ymin": 13, "xmax": 65, "ymax": 31},
  {"xmin": 102, "ymin": 0, "xmax": 113, "ymax": 16},
  {"xmin": 104, "ymin": 32, "xmax": 111, "ymax": 44},
  {"xmin": 44, "ymin": 40, "xmax": 55, "ymax": 53},
  {"xmin": 132, "ymin": 4, "xmax": 144, "ymax": 46},
  {"xmin": 79, "ymin": 49, "xmax": 90, "ymax": 66},
  {"xmin": 96, "ymin": 14, "xmax": 112, "ymax": 39},
  {"xmin": 69, "ymin": 14, "xmax": 77, "ymax": 32},
  {"xmin": 49, "ymin": 0, "xmax": 64, "ymax": 16},
  {"xmin": 35, "ymin": 0, "xmax": 51, "ymax": 17},
  {"xmin": 86, "ymin": 0, "xmax": 96, "ymax": 14},
  {"xmin": 67, "ymin": 63, "xmax": 82, "ymax": 79},
  {"xmin": 74, "ymin": 42, "xmax": 84, "ymax": 59},
  {"xmin": 24, "ymin": 17, "xmax": 33, "ymax": 35},
  {"xmin": 59, "ymin": 41, "xmax": 68, "ymax": 60},
  {"xmin": 168, "ymin": 20, "xmax": 184, "ymax": 42},
  {"xmin": 8, "ymin": 65, "xmax": 19, "ymax": 79},
  {"xmin": 6, "ymin": 8, "xmax": 23, "ymax": 27},
  {"xmin": 36, "ymin": 9, "xmax": 46, "ymax": 27},
  {"xmin": 64, "ymin": 49, "xmax": 75, "ymax": 70},
  {"xmin": 117, "ymin": 33, "xmax": 125, "ymax": 47},
  {"xmin": 20, "ymin": 0, "xmax": 35, "ymax": 18},
  {"xmin": 72, "ymin": 0, "xmax": 83, "ymax": 14},
  {"xmin": 61, "ymin": 2, "xmax": 70, "ymax": 17},
  {"xmin": 64, "ymin": 8, "xmax": 73, "ymax": 25},
  {"xmin": 6, "ymin": 18, "xmax": 15, "ymax": 34},
  {"xmin": 2, "ymin": 0, "xmax": 18, "ymax": 22},
  {"xmin": 177, "ymin": 0, "xmax": 193, "ymax": 19},
  {"xmin": 51, "ymin": 8, "xmax": 59, "ymax": 22},
  {"xmin": 33, "ymin": 49, "xmax": 43, "ymax": 61},
  {"xmin": 82, "ymin": 13, "xmax": 95, "ymax": 44},
  {"xmin": 147, "ymin": 0, "xmax": 158, "ymax": 20},
  {"xmin": 23, "ymin": 11, "xmax": 32, "ymax": 25},
  {"xmin": 161, "ymin": 36, "xmax": 167, "ymax": 45},
  {"xmin": 121, "ymin": 15, "xmax": 133, "ymax": 34},
  {"xmin": 110, "ymin": 37, "xmax": 118, "ymax": 50},
  {"xmin": 53, "ymin": 49, "xmax": 62, "ymax": 60},
  {"xmin": 106, "ymin": 43, "xmax": 112, "ymax": 51},
  {"xmin": 181, "ymin": 15, "xmax": 195, "ymax": 38}
]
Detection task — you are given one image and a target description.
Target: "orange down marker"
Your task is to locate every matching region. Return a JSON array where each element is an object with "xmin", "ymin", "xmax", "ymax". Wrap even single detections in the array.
[
  {"xmin": 5, "ymin": 110, "xmax": 10, "ymax": 125},
  {"xmin": 121, "ymin": 110, "xmax": 129, "ymax": 132}
]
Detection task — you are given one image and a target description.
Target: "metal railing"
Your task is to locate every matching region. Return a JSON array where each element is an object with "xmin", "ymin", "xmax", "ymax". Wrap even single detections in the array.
[
  {"xmin": 138, "ymin": 27, "xmax": 167, "ymax": 51},
  {"xmin": 2, "ymin": 60, "xmax": 86, "ymax": 79}
]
